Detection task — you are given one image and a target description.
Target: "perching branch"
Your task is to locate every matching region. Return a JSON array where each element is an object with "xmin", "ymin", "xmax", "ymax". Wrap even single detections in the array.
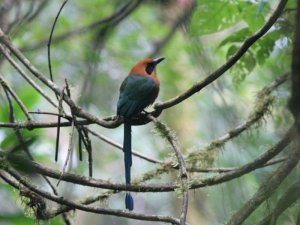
[
  {"xmin": 0, "ymin": 28, "xmax": 118, "ymax": 128},
  {"xmin": 0, "ymin": 0, "xmax": 290, "ymax": 132}
]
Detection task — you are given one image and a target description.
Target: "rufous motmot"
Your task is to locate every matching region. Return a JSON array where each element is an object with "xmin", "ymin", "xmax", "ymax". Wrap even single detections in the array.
[{"xmin": 117, "ymin": 57, "xmax": 164, "ymax": 210}]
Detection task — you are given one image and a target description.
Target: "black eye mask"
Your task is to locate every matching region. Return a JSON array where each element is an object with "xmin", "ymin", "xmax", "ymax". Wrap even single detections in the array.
[{"xmin": 145, "ymin": 63, "xmax": 155, "ymax": 75}]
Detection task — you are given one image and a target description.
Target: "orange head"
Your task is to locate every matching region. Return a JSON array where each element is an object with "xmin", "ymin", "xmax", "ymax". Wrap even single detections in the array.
[{"xmin": 129, "ymin": 57, "xmax": 165, "ymax": 79}]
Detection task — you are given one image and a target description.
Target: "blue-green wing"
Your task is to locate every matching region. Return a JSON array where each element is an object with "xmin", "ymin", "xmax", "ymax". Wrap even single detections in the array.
[{"xmin": 117, "ymin": 75, "xmax": 157, "ymax": 118}]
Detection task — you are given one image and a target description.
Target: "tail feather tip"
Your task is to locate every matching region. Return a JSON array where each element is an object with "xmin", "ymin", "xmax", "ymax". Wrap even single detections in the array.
[{"xmin": 125, "ymin": 193, "xmax": 134, "ymax": 211}]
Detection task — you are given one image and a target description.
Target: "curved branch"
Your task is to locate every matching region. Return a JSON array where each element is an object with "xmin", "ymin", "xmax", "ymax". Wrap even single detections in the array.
[
  {"xmin": 187, "ymin": 157, "xmax": 287, "ymax": 173},
  {"xmin": 0, "ymin": 29, "xmax": 119, "ymax": 128},
  {"xmin": 154, "ymin": 0, "xmax": 288, "ymax": 111},
  {"xmin": 226, "ymin": 130, "xmax": 300, "ymax": 225},
  {"xmin": 47, "ymin": 0, "xmax": 68, "ymax": 85},
  {"xmin": 147, "ymin": 73, "xmax": 288, "ymax": 177},
  {"xmin": 189, "ymin": 126, "xmax": 293, "ymax": 189},
  {"xmin": 0, "ymin": 44, "xmax": 58, "ymax": 108},
  {"xmin": 149, "ymin": 116, "xmax": 189, "ymax": 225},
  {"xmin": 258, "ymin": 179, "xmax": 300, "ymax": 225},
  {"xmin": 3, "ymin": 163, "xmax": 176, "ymax": 192},
  {"xmin": 0, "ymin": 171, "xmax": 181, "ymax": 225},
  {"xmin": 0, "ymin": 125, "xmax": 292, "ymax": 194},
  {"xmin": 0, "ymin": 75, "xmax": 32, "ymax": 121}
]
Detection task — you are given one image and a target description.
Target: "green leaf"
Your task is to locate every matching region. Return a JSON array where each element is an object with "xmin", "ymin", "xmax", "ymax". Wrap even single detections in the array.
[
  {"xmin": 218, "ymin": 28, "xmax": 252, "ymax": 48},
  {"xmin": 243, "ymin": 50, "xmax": 256, "ymax": 72},
  {"xmin": 226, "ymin": 44, "xmax": 239, "ymax": 60},
  {"xmin": 256, "ymin": 31, "xmax": 281, "ymax": 65},
  {"xmin": 0, "ymin": 86, "xmax": 40, "ymax": 121},
  {"xmin": 0, "ymin": 214, "xmax": 35, "ymax": 225},
  {"xmin": 190, "ymin": 1, "xmax": 241, "ymax": 36},
  {"xmin": 228, "ymin": 48, "xmax": 256, "ymax": 84},
  {"xmin": 256, "ymin": 0, "xmax": 269, "ymax": 17},
  {"xmin": 241, "ymin": 1, "xmax": 269, "ymax": 32}
]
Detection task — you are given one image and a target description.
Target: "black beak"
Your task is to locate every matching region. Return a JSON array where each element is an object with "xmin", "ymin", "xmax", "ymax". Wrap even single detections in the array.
[{"xmin": 153, "ymin": 57, "xmax": 165, "ymax": 65}]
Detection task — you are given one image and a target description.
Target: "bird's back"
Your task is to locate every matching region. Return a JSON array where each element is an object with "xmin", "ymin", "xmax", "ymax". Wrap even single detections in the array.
[{"xmin": 117, "ymin": 74, "xmax": 159, "ymax": 118}]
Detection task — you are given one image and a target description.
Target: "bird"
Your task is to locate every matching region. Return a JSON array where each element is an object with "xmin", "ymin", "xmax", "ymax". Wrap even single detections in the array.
[{"xmin": 117, "ymin": 57, "xmax": 164, "ymax": 210}]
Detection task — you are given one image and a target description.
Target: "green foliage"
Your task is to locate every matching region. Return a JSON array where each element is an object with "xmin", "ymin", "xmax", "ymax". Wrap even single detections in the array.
[
  {"xmin": 0, "ymin": 214, "xmax": 35, "ymax": 225},
  {"xmin": 190, "ymin": 0, "xmax": 269, "ymax": 37},
  {"xmin": 0, "ymin": 86, "xmax": 39, "ymax": 121},
  {"xmin": 218, "ymin": 28, "xmax": 252, "ymax": 48}
]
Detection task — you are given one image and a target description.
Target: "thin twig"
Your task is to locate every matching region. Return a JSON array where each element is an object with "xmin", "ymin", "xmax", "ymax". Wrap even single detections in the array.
[
  {"xmin": 187, "ymin": 157, "xmax": 287, "ymax": 173},
  {"xmin": 0, "ymin": 28, "xmax": 118, "ymax": 128},
  {"xmin": 57, "ymin": 118, "xmax": 75, "ymax": 186},
  {"xmin": 0, "ymin": 75, "xmax": 32, "ymax": 121},
  {"xmin": 190, "ymin": 127, "xmax": 294, "ymax": 189},
  {"xmin": 21, "ymin": 0, "xmax": 144, "ymax": 52},
  {"xmin": 82, "ymin": 127, "xmax": 93, "ymax": 177},
  {"xmin": 148, "ymin": 116, "xmax": 189, "ymax": 225},
  {"xmin": 86, "ymin": 127, "xmax": 163, "ymax": 164},
  {"xmin": 47, "ymin": 0, "xmax": 68, "ymax": 86},
  {"xmin": 29, "ymin": 111, "xmax": 87, "ymax": 162},
  {"xmin": 3, "ymin": 86, "xmax": 57, "ymax": 195},
  {"xmin": 149, "ymin": 1, "xmax": 196, "ymax": 58},
  {"xmin": 2, "ymin": 89, "xmax": 71, "ymax": 224},
  {"xmin": 55, "ymin": 86, "xmax": 66, "ymax": 161},
  {"xmin": 65, "ymin": 79, "xmax": 87, "ymax": 164},
  {"xmin": 184, "ymin": 73, "xmax": 289, "ymax": 166},
  {"xmin": 57, "ymin": 81, "xmax": 74, "ymax": 185},
  {"xmin": 29, "ymin": 111, "xmax": 71, "ymax": 119},
  {"xmin": 26, "ymin": 0, "xmax": 48, "ymax": 23},
  {"xmin": 0, "ymin": 44, "xmax": 58, "ymax": 108},
  {"xmin": 78, "ymin": 128, "xmax": 83, "ymax": 161}
]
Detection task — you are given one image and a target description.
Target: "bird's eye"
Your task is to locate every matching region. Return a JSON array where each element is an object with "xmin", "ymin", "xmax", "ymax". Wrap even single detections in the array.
[{"xmin": 145, "ymin": 63, "xmax": 155, "ymax": 75}]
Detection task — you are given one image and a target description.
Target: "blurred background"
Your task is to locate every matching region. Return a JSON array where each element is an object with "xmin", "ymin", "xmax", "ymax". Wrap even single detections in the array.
[{"xmin": 0, "ymin": 0, "xmax": 298, "ymax": 224}]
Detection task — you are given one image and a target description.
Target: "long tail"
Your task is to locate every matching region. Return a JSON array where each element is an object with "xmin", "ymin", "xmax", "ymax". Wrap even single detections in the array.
[{"xmin": 124, "ymin": 122, "xmax": 134, "ymax": 210}]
